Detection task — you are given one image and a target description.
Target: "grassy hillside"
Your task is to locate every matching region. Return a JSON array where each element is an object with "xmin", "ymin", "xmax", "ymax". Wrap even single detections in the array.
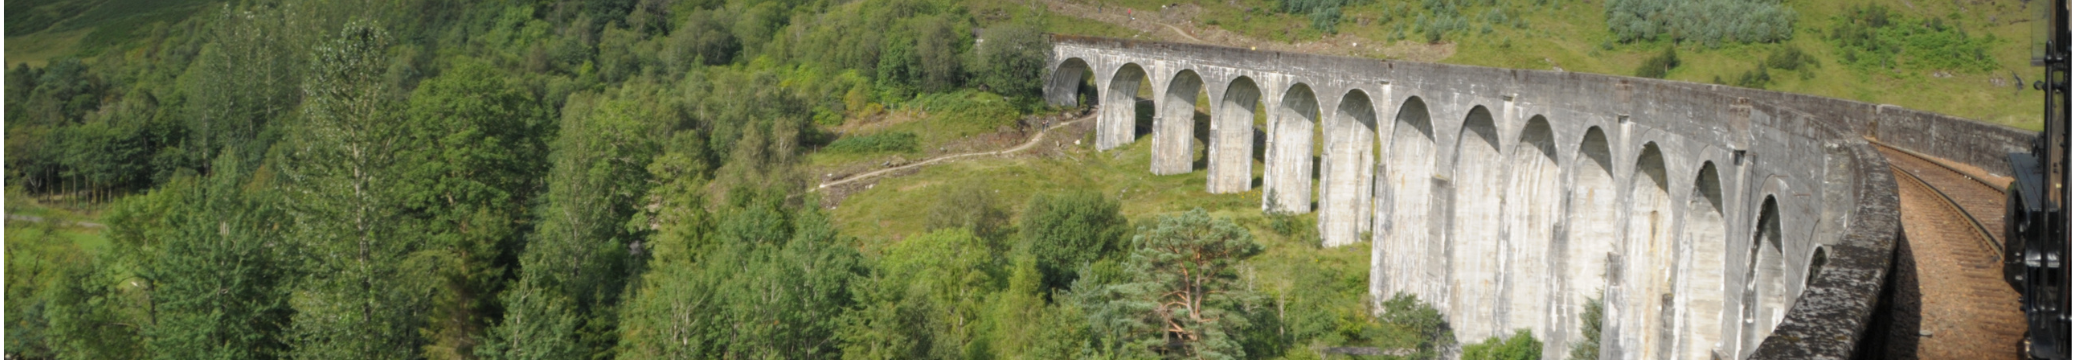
[
  {"xmin": 12, "ymin": 0, "xmax": 2042, "ymax": 128},
  {"xmin": 1009, "ymin": 0, "xmax": 2050, "ymax": 130},
  {"xmin": 4, "ymin": 0, "xmax": 219, "ymax": 66}
]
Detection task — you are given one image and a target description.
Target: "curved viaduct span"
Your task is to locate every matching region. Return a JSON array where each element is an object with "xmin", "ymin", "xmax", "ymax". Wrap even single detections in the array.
[{"xmin": 1040, "ymin": 35, "xmax": 2036, "ymax": 359}]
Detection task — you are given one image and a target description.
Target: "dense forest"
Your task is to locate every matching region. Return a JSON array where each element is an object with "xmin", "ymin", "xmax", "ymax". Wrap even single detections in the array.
[{"xmin": 0, "ymin": 0, "xmax": 1542, "ymax": 359}]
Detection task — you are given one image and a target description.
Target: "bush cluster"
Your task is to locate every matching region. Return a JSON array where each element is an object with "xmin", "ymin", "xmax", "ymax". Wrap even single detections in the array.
[
  {"xmin": 1829, "ymin": 4, "xmax": 1999, "ymax": 72},
  {"xmin": 1278, "ymin": 0, "xmax": 1366, "ymax": 33},
  {"xmin": 1717, "ymin": 46, "xmax": 1816, "ymax": 89},
  {"xmin": 1635, "ymin": 46, "xmax": 1681, "ymax": 78},
  {"xmin": 1605, "ymin": 0, "xmax": 1796, "ymax": 46}
]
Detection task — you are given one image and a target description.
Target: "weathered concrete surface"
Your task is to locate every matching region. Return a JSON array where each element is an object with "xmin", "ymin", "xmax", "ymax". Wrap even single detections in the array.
[{"xmin": 1043, "ymin": 35, "xmax": 2023, "ymax": 360}]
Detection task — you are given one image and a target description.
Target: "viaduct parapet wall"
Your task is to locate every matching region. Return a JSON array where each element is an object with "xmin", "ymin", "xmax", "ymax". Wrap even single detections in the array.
[{"xmin": 1041, "ymin": 35, "xmax": 2030, "ymax": 360}]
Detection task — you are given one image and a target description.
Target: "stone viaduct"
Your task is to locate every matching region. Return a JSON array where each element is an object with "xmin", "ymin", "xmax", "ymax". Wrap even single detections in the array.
[{"xmin": 1040, "ymin": 35, "xmax": 2036, "ymax": 360}]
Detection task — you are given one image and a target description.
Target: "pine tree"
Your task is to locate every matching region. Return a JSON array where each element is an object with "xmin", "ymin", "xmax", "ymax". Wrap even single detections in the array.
[
  {"xmin": 1113, "ymin": 209, "xmax": 1266, "ymax": 360},
  {"xmin": 278, "ymin": 20, "xmax": 434, "ymax": 360}
]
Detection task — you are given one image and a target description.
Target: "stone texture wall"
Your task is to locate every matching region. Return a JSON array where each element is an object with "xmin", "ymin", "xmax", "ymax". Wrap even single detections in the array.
[{"xmin": 1040, "ymin": 35, "xmax": 2012, "ymax": 360}]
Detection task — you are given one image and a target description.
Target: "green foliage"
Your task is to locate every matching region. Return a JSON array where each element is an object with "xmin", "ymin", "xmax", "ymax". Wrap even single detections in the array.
[
  {"xmin": 1731, "ymin": 64, "xmax": 1773, "ymax": 89},
  {"xmin": 1, "ymin": 0, "xmax": 1143, "ymax": 359},
  {"xmin": 1635, "ymin": 46, "xmax": 1681, "ymax": 78},
  {"xmin": 926, "ymin": 179, "xmax": 1014, "ymax": 242},
  {"xmin": 1110, "ymin": 209, "xmax": 1266, "ymax": 359},
  {"xmin": 826, "ymin": 132, "xmax": 921, "ymax": 154},
  {"xmin": 976, "ymin": 23, "xmax": 1052, "ymax": 100},
  {"xmin": 909, "ymin": 90, "xmax": 1023, "ymax": 131},
  {"xmin": 1829, "ymin": 4, "xmax": 1999, "ymax": 72},
  {"xmin": 1264, "ymin": 210, "xmax": 1318, "ymax": 244},
  {"xmin": 617, "ymin": 187, "xmax": 865, "ymax": 359},
  {"xmin": 1019, "ymin": 190, "xmax": 1131, "ymax": 293},
  {"xmin": 145, "ymin": 156, "xmax": 296, "ymax": 360},
  {"xmin": 395, "ymin": 58, "xmax": 555, "ymax": 358},
  {"xmin": 183, "ymin": 2, "xmax": 315, "ymax": 174},
  {"xmin": 482, "ymin": 84, "xmax": 663, "ymax": 359},
  {"xmin": 276, "ymin": 21, "xmax": 439, "ymax": 360},
  {"xmin": 1362, "ymin": 294, "xmax": 1453, "ymax": 359},
  {"xmin": 1765, "ymin": 45, "xmax": 1816, "ymax": 72},
  {"xmin": 1605, "ymin": 0, "xmax": 1796, "ymax": 46},
  {"xmin": 843, "ymin": 228, "xmax": 1002, "ymax": 359},
  {"xmin": 1462, "ymin": 330, "xmax": 1541, "ymax": 360},
  {"xmin": 980, "ymin": 256, "xmax": 1087, "ymax": 359},
  {"xmin": 1279, "ymin": 0, "xmax": 1361, "ymax": 33},
  {"xmin": 5, "ymin": 213, "xmax": 132, "ymax": 360},
  {"xmin": 664, "ymin": 9, "xmax": 740, "ymax": 67},
  {"xmin": 1567, "ymin": 296, "xmax": 1604, "ymax": 360}
]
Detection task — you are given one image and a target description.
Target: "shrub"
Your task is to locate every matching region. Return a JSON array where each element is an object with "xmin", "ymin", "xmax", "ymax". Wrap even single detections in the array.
[
  {"xmin": 1463, "ymin": 330, "xmax": 1542, "ymax": 360},
  {"xmin": 926, "ymin": 179, "xmax": 1012, "ymax": 242},
  {"xmin": 910, "ymin": 90, "xmax": 1020, "ymax": 129},
  {"xmin": 1372, "ymin": 294, "xmax": 1455, "ymax": 359},
  {"xmin": 1733, "ymin": 64, "xmax": 1773, "ymax": 89},
  {"xmin": 976, "ymin": 24, "xmax": 1050, "ymax": 99},
  {"xmin": 1635, "ymin": 46, "xmax": 1680, "ymax": 78},
  {"xmin": 1828, "ymin": 4, "xmax": 1998, "ymax": 72},
  {"xmin": 1019, "ymin": 190, "xmax": 1130, "ymax": 292},
  {"xmin": 1309, "ymin": 6, "xmax": 1344, "ymax": 33},
  {"xmin": 1605, "ymin": 0, "xmax": 1797, "ymax": 46},
  {"xmin": 1280, "ymin": 0, "xmax": 1354, "ymax": 32},
  {"xmin": 1568, "ymin": 296, "xmax": 1604, "ymax": 360},
  {"xmin": 824, "ymin": 132, "xmax": 918, "ymax": 153},
  {"xmin": 1764, "ymin": 45, "xmax": 1815, "ymax": 71}
]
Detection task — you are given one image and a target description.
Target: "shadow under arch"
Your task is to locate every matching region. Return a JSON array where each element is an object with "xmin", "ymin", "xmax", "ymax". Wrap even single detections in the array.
[
  {"xmin": 1449, "ymin": 105, "xmax": 1506, "ymax": 340},
  {"xmin": 1740, "ymin": 196, "xmax": 1788, "ymax": 357},
  {"xmin": 1098, "ymin": 62, "xmax": 1149, "ymax": 150},
  {"xmin": 1501, "ymin": 115, "xmax": 1561, "ymax": 348},
  {"xmin": 1210, "ymin": 76, "xmax": 1263, "ymax": 193},
  {"xmin": 1045, "ymin": 57, "xmax": 1096, "ymax": 108},
  {"xmin": 1153, "ymin": 69, "xmax": 1207, "ymax": 175},
  {"xmin": 1320, "ymin": 88, "xmax": 1378, "ymax": 246},
  {"xmin": 1621, "ymin": 141, "xmax": 1673, "ymax": 359},
  {"xmin": 1376, "ymin": 96, "xmax": 1440, "ymax": 308},
  {"xmin": 1561, "ymin": 126, "xmax": 1620, "ymax": 353},
  {"xmin": 1677, "ymin": 161, "xmax": 1729, "ymax": 360},
  {"xmin": 1264, "ymin": 82, "xmax": 1319, "ymax": 213}
]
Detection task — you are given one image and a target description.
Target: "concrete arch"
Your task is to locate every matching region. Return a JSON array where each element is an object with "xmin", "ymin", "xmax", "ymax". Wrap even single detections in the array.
[
  {"xmin": 1740, "ymin": 196, "xmax": 1788, "ymax": 356},
  {"xmin": 1045, "ymin": 57, "xmax": 1094, "ymax": 107},
  {"xmin": 1209, "ymin": 76, "xmax": 1263, "ymax": 193},
  {"xmin": 1501, "ymin": 116, "xmax": 1561, "ymax": 344},
  {"xmin": 1099, "ymin": 62, "xmax": 1149, "ymax": 150},
  {"xmin": 1265, "ymin": 82, "xmax": 1320, "ymax": 213},
  {"xmin": 1378, "ymin": 96, "xmax": 1440, "ymax": 304},
  {"xmin": 1621, "ymin": 141, "xmax": 1674, "ymax": 359},
  {"xmin": 1153, "ymin": 69, "xmax": 1206, "ymax": 175},
  {"xmin": 1321, "ymin": 89, "xmax": 1378, "ymax": 246},
  {"xmin": 1449, "ymin": 105, "xmax": 1506, "ymax": 340},
  {"xmin": 1561, "ymin": 126, "xmax": 1620, "ymax": 353},
  {"xmin": 1676, "ymin": 161, "xmax": 1728, "ymax": 360}
]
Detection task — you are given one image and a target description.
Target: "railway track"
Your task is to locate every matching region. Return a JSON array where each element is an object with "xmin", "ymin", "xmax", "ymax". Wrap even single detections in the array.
[
  {"xmin": 1877, "ymin": 143, "xmax": 2026, "ymax": 359},
  {"xmin": 1878, "ymin": 144, "xmax": 2010, "ymax": 252}
]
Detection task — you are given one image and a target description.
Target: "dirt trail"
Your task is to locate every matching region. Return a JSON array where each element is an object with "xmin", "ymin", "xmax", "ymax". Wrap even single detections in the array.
[
  {"xmin": 1036, "ymin": 0, "xmax": 1454, "ymax": 62},
  {"xmin": 816, "ymin": 113, "xmax": 1095, "ymax": 190}
]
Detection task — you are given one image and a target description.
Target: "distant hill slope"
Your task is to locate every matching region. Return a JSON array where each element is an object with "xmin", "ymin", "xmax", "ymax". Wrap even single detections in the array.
[
  {"xmin": 5, "ymin": 0, "xmax": 219, "ymax": 67},
  {"xmin": 9, "ymin": 0, "xmax": 2045, "ymax": 129},
  {"xmin": 1008, "ymin": 0, "xmax": 2048, "ymax": 130}
]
